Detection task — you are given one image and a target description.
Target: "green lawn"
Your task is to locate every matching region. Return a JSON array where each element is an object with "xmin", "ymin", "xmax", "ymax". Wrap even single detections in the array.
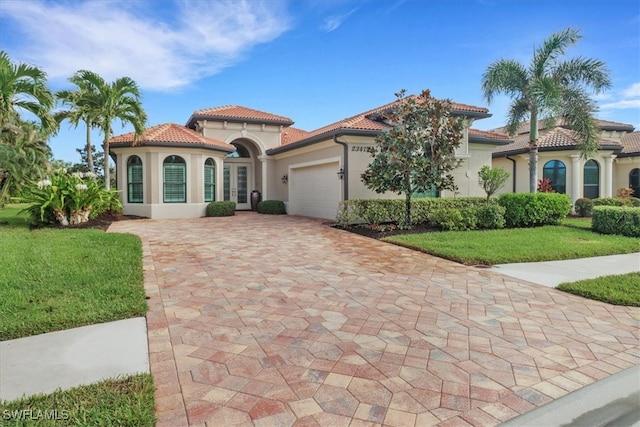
[
  {"xmin": 0, "ymin": 205, "xmax": 154, "ymax": 423},
  {"xmin": 0, "ymin": 205, "xmax": 147, "ymax": 340},
  {"xmin": 557, "ymin": 273, "xmax": 640, "ymax": 307},
  {"xmin": 383, "ymin": 225, "xmax": 639, "ymax": 266},
  {"xmin": 561, "ymin": 216, "xmax": 592, "ymax": 230},
  {"xmin": 0, "ymin": 374, "xmax": 156, "ymax": 426}
]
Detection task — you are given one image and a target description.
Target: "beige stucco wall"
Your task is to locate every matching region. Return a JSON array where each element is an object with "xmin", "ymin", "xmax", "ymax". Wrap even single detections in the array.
[
  {"xmin": 112, "ymin": 146, "xmax": 227, "ymax": 219},
  {"xmin": 613, "ymin": 157, "xmax": 640, "ymax": 193},
  {"xmin": 492, "ymin": 150, "xmax": 621, "ymax": 204},
  {"xmin": 198, "ymin": 120, "xmax": 283, "ymax": 153}
]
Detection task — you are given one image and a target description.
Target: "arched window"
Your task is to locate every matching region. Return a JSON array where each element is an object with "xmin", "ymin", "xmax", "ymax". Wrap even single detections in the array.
[
  {"xmin": 630, "ymin": 168, "xmax": 640, "ymax": 198},
  {"xmin": 163, "ymin": 155, "xmax": 186, "ymax": 203},
  {"xmin": 543, "ymin": 160, "xmax": 566, "ymax": 193},
  {"xmin": 204, "ymin": 158, "xmax": 215, "ymax": 202},
  {"xmin": 583, "ymin": 160, "xmax": 600, "ymax": 199},
  {"xmin": 127, "ymin": 155, "xmax": 143, "ymax": 203}
]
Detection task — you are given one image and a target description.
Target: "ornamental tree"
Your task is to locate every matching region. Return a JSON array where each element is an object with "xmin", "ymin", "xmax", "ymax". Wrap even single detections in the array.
[
  {"xmin": 361, "ymin": 89, "xmax": 464, "ymax": 226},
  {"xmin": 477, "ymin": 165, "xmax": 510, "ymax": 201}
]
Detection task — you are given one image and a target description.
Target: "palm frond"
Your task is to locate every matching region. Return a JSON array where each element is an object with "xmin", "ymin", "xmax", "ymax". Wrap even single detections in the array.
[
  {"xmin": 553, "ymin": 57, "xmax": 612, "ymax": 93},
  {"xmin": 559, "ymin": 86, "xmax": 600, "ymax": 159},
  {"xmin": 481, "ymin": 59, "xmax": 528, "ymax": 104},
  {"xmin": 531, "ymin": 27, "xmax": 581, "ymax": 77}
]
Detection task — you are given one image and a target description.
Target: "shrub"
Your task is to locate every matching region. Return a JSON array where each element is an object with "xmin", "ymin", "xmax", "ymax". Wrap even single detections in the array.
[
  {"xmin": 429, "ymin": 207, "xmax": 477, "ymax": 231},
  {"xmin": 592, "ymin": 206, "xmax": 640, "ymax": 238},
  {"xmin": 593, "ymin": 198, "xmax": 624, "ymax": 207},
  {"xmin": 498, "ymin": 192, "xmax": 571, "ymax": 227},
  {"xmin": 537, "ymin": 178, "xmax": 555, "ymax": 193},
  {"xmin": 574, "ymin": 198, "xmax": 593, "ymax": 217},
  {"xmin": 336, "ymin": 197, "xmax": 497, "ymax": 228},
  {"xmin": 475, "ymin": 204, "xmax": 506, "ymax": 229},
  {"xmin": 206, "ymin": 201, "xmax": 235, "ymax": 217},
  {"xmin": 257, "ymin": 200, "xmax": 286, "ymax": 214}
]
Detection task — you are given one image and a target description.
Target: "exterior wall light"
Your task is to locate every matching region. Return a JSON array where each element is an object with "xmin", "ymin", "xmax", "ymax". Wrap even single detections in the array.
[
  {"xmin": 281, "ymin": 174, "xmax": 288, "ymax": 184},
  {"xmin": 337, "ymin": 168, "xmax": 344, "ymax": 180}
]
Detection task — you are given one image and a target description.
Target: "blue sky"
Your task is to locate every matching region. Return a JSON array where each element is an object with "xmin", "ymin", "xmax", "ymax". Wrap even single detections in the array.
[{"xmin": 1, "ymin": 0, "xmax": 639, "ymax": 163}]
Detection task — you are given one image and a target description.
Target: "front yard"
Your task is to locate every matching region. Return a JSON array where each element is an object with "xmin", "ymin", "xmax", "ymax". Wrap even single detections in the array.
[{"xmin": 0, "ymin": 205, "xmax": 154, "ymax": 426}]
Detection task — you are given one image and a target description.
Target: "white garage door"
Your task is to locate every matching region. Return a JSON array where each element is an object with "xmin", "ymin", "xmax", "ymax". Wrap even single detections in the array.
[{"xmin": 290, "ymin": 162, "xmax": 341, "ymax": 220}]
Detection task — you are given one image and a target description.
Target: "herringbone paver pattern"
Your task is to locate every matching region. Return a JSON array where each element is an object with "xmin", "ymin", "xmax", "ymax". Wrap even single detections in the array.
[{"xmin": 109, "ymin": 213, "xmax": 640, "ymax": 426}]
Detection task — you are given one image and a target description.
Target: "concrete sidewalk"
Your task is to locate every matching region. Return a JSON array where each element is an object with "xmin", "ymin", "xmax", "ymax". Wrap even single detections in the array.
[
  {"xmin": 488, "ymin": 252, "xmax": 640, "ymax": 287},
  {"xmin": 0, "ymin": 317, "xmax": 149, "ymax": 401}
]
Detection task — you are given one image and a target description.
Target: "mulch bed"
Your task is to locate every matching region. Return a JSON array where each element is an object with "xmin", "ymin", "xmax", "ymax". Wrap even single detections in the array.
[
  {"xmin": 332, "ymin": 224, "xmax": 439, "ymax": 239},
  {"xmin": 45, "ymin": 213, "xmax": 146, "ymax": 231}
]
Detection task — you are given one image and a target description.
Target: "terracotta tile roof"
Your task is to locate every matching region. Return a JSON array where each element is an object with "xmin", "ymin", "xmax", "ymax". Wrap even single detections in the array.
[
  {"xmin": 281, "ymin": 127, "xmax": 310, "ymax": 145},
  {"xmin": 276, "ymin": 96, "xmax": 490, "ymax": 148},
  {"xmin": 109, "ymin": 123, "xmax": 234, "ymax": 151},
  {"xmin": 620, "ymin": 131, "xmax": 640, "ymax": 156},
  {"xmin": 491, "ymin": 118, "xmax": 635, "ymax": 136},
  {"xmin": 468, "ymin": 128, "xmax": 511, "ymax": 143},
  {"xmin": 186, "ymin": 105, "xmax": 294, "ymax": 126},
  {"xmin": 493, "ymin": 127, "xmax": 622, "ymax": 156}
]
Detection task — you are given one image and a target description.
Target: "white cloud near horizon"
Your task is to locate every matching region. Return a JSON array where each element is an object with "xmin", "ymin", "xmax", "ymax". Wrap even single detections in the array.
[
  {"xmin": 599, "ymin": 82, "xmax": 640, "ymax": 111},
  {"xmin": 0, "ymin": 0, "xmax": 291, "ymax": 91}
]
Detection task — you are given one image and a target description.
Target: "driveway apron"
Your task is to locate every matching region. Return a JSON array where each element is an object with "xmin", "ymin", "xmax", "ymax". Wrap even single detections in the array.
[{"xmin": 109, "ymin": 213, "xmax": 640, "ymax": 427}]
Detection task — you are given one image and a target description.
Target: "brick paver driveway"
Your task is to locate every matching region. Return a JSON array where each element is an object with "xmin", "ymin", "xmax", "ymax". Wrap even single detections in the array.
[{"xmin": 109, "ymin": 213, "xmax": 639, "ymax": 427}]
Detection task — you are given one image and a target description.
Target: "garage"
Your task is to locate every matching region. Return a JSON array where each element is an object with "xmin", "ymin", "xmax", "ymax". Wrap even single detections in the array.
[{"xmin": 289, "ymin": 161, "xmax": 341, "ymax": 220}]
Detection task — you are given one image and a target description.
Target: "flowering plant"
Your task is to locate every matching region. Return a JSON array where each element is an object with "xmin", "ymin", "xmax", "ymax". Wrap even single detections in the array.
[{"xmin": 18, "ymin": 169, "xmax": 122, "ymax": 226}]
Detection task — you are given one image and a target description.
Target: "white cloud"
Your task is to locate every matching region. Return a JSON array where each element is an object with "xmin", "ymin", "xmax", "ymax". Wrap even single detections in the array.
[
  {"xmin": 600, "ymin": 99, "xmax": 640, "ymax": 110},
  {"xmin": 321, "ymin": 8, "xmax": 358, "ymax": 32},
  {"xmin": 599, "ymin": 82, "xmax": 640, "ymax": 110},
  {"xmin": 622, "ymin": 82, "xmax": 640, "ymax": 98},
  {"xmin": 0, "ymin": 0, "xmax": 291, "ymax": 91}
]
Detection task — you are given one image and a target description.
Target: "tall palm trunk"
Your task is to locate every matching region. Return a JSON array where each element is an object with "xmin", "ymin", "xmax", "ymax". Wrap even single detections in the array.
[
  {"xmin": 529, "ymin": 111, "xmax": 539, "ymax": 193},
  {"xmin": 85, "ymin": 121, "xmax": 94, "ymax": 174},
  {"xmin": 103, "ymin": 138, "xmax": 110, "ymax": 190}
]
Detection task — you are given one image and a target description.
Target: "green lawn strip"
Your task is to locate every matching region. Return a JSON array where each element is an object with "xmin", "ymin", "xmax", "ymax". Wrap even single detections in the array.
[
  {"xmin": 561, "ymin": 216, "xmax": 592, "ymax": 230},
  {"xmin": 0, "ymin": 208, "xmax": 147, "ymax": 341},
  {"xmin": 0, "ymin": 374, "xmax": 156, "ymax": 426},
  {"xmin": 383, "ymin": 226, "xmax": 639, "ymax": 266},
  {"xmin": 556, "ymin": 272, "xmax": 640, "ymax": 307}
]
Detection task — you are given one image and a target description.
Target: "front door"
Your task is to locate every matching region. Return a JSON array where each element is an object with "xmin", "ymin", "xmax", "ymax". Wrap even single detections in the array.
[{"xmin": 224, "ymin": 163, "xmax": 251, "ymax": 209}]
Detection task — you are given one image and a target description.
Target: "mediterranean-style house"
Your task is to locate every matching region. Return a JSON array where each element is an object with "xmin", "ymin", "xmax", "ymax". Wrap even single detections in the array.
[
  {"xmin": 491, "ymin": 119, "xmax": 640, "ymax": 207},
  {"xmin": 109, "ymin": 96, "xmax": 639, "ymax": 220},
  {"xmin": 109, "ymin": 97, "xmax": 509, "ymax": 219}
]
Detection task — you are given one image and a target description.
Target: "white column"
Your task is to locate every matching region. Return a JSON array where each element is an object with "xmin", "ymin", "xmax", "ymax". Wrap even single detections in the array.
[
  {"xmin": 604, "ymin": 155, "xmax": 616, "ymax": 198},
  {"xmin": 216, "ymin": 157, "xmax": 224, "ymax": 202},
  {"xmin": 259, "ymin": 155, "xmax": 269, "ymax": 201},
  {"xmin": 570, "ymin": 155, "xmax": 581, "ymax": 210}
]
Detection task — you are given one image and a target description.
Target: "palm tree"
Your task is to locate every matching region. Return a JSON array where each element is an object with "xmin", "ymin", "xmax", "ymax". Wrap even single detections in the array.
[
  {"xmin": 56, "ymin": 73, "xmax": 102, "ymax": 174},
  {"xmin": 481, "ymin": 27, "xmax": 611, "ymax": 193},
  {"xmin": 0, "ymin": 116, "xmax": 51, "ymax": 205},
  {"xmin": 67, "ymin": 71, "xmax": 147, "ymax": 189},
  {"xmin": 0, "ymin": 51, "xmax": 56, "ymax": 135}
]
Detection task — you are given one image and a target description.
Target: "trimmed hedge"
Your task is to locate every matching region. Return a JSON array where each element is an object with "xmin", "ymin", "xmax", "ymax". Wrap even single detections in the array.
[
  {"xmin": 206, "ymin": 201, "xmax": 236, "ymax": 217},
  {"xmin": 336, "ymin": 197, "xmax": 505, "ymax": 230},
  {"xmin": 574, "ymin": 198, "xmax": 593, "ymax": 217},
  {"xmin": 498, "ymin": 192, "xmax": 571, "ymax": 227},
  {"xmin": 257, "ymin": 200, "xmax": 286, "ymax": 214},
  {"xmin": 592, "ymin": 206, "xmax": 640, "ymax": 238},
  {"xmin": 593, "ymin": 197, "xmax": 640, "ymax": 207}
]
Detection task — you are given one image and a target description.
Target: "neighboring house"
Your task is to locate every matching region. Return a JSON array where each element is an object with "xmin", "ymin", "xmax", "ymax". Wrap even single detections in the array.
[
  {"xmin": 109, "ymin": 96, "xmax": 507, "ymax": 219},
  {"xmin": 491, "ymin": 119, "xmax": 639, "ymax": 207}
]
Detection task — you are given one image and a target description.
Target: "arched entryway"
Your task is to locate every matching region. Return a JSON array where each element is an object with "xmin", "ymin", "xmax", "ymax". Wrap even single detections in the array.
[{"xmin": 224, "ymin": 139, "xmax": 261, "ymax": 210}]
